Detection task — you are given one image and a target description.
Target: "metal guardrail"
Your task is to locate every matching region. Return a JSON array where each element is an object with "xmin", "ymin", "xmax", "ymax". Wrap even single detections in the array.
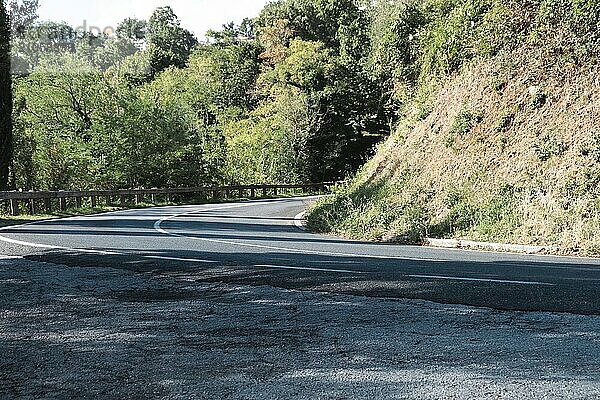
[{"xmin": 0, "ymin": 183, "xmax": 339, "ymax": 216}]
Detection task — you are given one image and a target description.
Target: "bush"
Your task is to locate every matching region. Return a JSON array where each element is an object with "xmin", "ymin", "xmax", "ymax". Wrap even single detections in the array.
[
  {"xmin": 534, "ymin": 132, "xmax": 567, "ymax": 161},
  {"xmin": 445, "ymin": 107, "xmax": 483, "ymax": 147},
  {"xmin": 494, "ymin": 111, "xmax": 515, "ymax": 133}
]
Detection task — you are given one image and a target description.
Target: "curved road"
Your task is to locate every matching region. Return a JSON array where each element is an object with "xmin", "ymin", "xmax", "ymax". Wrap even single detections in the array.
[{"xmin": 2, "ymin": 196, "xmax": 600, "ymax": 315}]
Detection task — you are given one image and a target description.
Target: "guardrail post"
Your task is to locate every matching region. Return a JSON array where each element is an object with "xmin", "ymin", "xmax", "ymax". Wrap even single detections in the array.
[
  {"xmin": 91, "ymin": 196, "xmax": 97, "ymax": 208},
  {"xmin": 238, "ymin": 188, "xmax": 243, "ymax": 198},
  {"xmin": 10, "ymin": 199, "xmax": 19, "ymax": 216},
  {"xmin": 135, "ymin": 194, "xmax": 142, "ymax": 205},
  {"xmin": 75, "ymin": 197, "xmax": 82, "ymax": 209},
  {"xmin": 262, "ymin": 186, "xmax": 267, "ymax": 198},
  {"xmin": 28, "ymin": 199, "xmax": 35, "ymax": 215},
  {"xmin": 44, "ymin": 198, "xmax": 52, "ymax": 214},
  {"xmin": 120, "ymin": 195, "xmax": 126, "ymax": 206},
  {"xmin": 274, "ymin": 187, "xmax": 278, "ymax": 197},
  {"xmin": 151, "ymin": 194, "xmax": 156, "ymax": 204},
  {"xmin": 59, "ymin": 198, "xmax": 67, "ymax": 212},
  {"xmin": 250, "ymin": 187, "xmax": 255, "ymax": 199}
]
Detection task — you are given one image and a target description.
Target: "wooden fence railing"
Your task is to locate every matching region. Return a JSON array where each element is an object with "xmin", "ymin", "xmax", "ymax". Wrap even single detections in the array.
[{"xmin": 0, "ymin": 183, "xmax": 340, "ymax": 216}]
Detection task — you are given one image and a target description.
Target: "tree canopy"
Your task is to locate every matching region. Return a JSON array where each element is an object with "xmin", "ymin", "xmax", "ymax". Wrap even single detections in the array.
[{"xmin": 5, "ymin": 0, "xmax": 412, "ymax": 191}]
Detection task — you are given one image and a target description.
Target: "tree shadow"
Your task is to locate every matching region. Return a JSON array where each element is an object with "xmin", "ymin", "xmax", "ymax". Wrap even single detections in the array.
[{"xmin": 23, "ymin": 247, "xmax": 600, "ymax": 315}]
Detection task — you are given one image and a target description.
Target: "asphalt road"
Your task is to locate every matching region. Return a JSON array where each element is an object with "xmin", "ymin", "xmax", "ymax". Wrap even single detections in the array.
[
  {"xmin": 1, "ymin": 196, "xmax": 600, "ymax": 314},
  {"xmin": 2, "ymin": 197, "xmax": 600, "ymax": 399}
]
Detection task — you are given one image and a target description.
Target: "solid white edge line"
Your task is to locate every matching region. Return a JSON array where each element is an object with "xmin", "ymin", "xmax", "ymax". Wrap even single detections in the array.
[{"xmin": 408, "ymin": 274, "xmax": 556, "ymax": 286}]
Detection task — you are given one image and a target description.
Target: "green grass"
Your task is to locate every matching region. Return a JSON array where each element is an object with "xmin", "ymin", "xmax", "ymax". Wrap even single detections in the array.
[
  {"xmin": 444, "ymin": 108, "xmax": 483, "ymax": 148},
  {"xmin": 309, "ymin": 177, "xmax": 521, "ymax": 244}
]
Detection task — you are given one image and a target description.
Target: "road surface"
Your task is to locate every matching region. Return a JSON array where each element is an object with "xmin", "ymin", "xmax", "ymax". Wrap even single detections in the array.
[
  {"xmin": 1, "ymin": 196, "xmax": 600, "ymax": 314},
  {"xmin": 1, "ymin": 197, "xmax": 600, "ymax": 399}
]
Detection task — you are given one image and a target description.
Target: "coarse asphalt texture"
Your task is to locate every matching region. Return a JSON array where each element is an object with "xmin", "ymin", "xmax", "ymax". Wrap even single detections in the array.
[{"xmin": 1, "ymin": 196, "xmax": 600, "ymax": 399}]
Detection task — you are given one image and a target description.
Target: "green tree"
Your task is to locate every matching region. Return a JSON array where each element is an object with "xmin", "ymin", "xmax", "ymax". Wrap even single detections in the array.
[
  {"xmin": 188, "ymin": 42, "xmax": 260, "ymax": 113},
  {"xmin": 256, "ymin": 0, "xmax": 370, "ymax": 62},
  {"xmin": 8, "ymin": 0, "xmax": 38, "ymax": 36},
  {"xmin": 0, "ymin": 0, "xmax": 11, "ymax": 190},
  {"xmin": 147, "ymin": 6, "xmax": 197, "ymax": 75},
  {"xmin": 116, "ymin": 17, "xmax": 147, "ymax": 43},
  {"xmin": 11, "ymin": 21, "xmax": 76, "ymax": 73},
  {"xmin": 206, "ymin": 19, "xmax": 255, "ymax": 45}
]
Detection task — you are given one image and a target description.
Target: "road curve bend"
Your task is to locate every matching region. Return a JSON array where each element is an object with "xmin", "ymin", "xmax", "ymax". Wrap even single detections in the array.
[{"xmin": 1, "ymin": 196, "xmax": 600, "ymax": 314}]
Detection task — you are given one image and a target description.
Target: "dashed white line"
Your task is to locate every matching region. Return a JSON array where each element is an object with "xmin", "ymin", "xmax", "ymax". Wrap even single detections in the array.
[
  {"xmin": 407, "ymin": 274, "xmax": 556, "ymax": 286},
  {"xmin": 255, "ymin": 264, "xmax": 365, "ymax": 274}
]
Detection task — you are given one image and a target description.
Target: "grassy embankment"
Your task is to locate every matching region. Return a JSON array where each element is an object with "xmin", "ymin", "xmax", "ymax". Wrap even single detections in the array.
[{"xmin": 308, "ymin": 0, "xmax": 600, "ymax": 255}]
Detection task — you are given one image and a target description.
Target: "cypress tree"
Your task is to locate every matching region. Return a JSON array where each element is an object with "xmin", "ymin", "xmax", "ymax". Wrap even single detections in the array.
[{"xmin": 0, "ymin": 0, "xmax": 11, "ymax": 190}]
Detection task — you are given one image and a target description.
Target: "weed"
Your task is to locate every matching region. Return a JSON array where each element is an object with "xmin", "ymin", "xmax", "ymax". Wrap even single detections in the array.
[
  {"xmin": 580, "ymin": 132, "xmax": 600, "ymax": 162},
  {"xmin": 534, "ymin": 132, "xmax": 566, "ymax": 161},
  {"xmin": 444, "ymin": 108, "xmax": 483, "ymax": 148},
  {"xmin": 452, "ymin": 108, "xmax": 483, "ymax": 135},
  {"xmin": 491, "ymin": 76, "xmax": 507, "ymax": 93},
  {"xmin": 416, "ymin": 102, "xmax": 434, "ymax": 121},
  {"xmin": 530, "ymin": 89, "xmax": 547, "ymax": 109},
  {"xmin": 494, "ymin": 111, "xmax": 515, "ymax": 133},
  {"xmin": 498, "ymin": 136, "xmax": 509, "ymax": 150}
]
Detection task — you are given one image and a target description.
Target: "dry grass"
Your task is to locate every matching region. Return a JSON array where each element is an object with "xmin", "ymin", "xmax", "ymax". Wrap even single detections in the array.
[{"xmin": 312, "ymin": 45, "xmax": 600, "ymax": 254}]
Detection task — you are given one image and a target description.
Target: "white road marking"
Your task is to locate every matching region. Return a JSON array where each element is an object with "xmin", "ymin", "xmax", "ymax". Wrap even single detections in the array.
[
  {"xmin": 408, "ymin": 274, "xmax": 556, "ymax": 286},
  {"xmin": 0, "ymin": 234, "xmax": 120, "ymax": 255},
  {"xmin": 0, "ymin": 199, "xmax": 327, "ymax": 264},
  {"xmin": 145, "ymin": 255, "xmax": 217, "ymax": 263},
  {"xmin": 294, "ymin": 211, "xmax": 308, "ymax": 231},
  {"xmin": 154, "ymin": 206, "xmax": 450, "ymax": 263},
  {"xmin": 0, "ymin": 255, "xmax": 23, "ymax": 260},
  {"xmin": 255, "ymin": 264, "xmax": 365, "ymax": 274},
  {"xmin": 2, "ymin": 198, "xmax": 600, "ymax": 271}
]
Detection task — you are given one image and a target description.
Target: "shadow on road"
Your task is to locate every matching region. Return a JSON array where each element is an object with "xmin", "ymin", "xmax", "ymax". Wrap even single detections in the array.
[{"xmin": 23, "ymin": 247, "xmax": 600, "ymax": 315}]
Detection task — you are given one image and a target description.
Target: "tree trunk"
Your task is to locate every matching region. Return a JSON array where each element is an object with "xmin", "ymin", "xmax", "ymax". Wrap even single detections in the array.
[{"xmin": 0, "ymin": 1, "xmax": 12, "ymax": 191}]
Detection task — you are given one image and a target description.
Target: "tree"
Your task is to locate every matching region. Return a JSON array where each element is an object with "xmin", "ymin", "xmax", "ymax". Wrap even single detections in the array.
[
  {"xmin": 147, "ymin": 6, "xmax": 197, "ymax": 75},
  {"xmin": 116, "ymin": 17, "xmax": 147, "ymax": 42},
  {"xmin": 11, "ymin": 21, "xmax": 76, "ymax": 74},
  {"xmin": 255, "ymin": 0, "xmax": 370, "ymax": 62},
  {"xmin": 0, "ymin": 0, "xmax": 12, "ymax": 190},
  {"xmin": 8, "ymin": 0, "xmax": 37, "ymax": 36},
  {"xmin": 206, "ymin": 19, "xmax": 255, "ymax": 45}
]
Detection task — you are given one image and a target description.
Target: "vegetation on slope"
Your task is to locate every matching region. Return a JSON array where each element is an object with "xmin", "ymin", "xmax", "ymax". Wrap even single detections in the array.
[{"xmin": 308, "ymin": 0, "xmax": 600, "ymax": 254}]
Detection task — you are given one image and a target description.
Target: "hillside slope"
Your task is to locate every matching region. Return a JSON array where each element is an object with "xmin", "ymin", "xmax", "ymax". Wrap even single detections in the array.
[{"xmin": 308, "ymin": 40, "xmax": 600, "ymax": 254}]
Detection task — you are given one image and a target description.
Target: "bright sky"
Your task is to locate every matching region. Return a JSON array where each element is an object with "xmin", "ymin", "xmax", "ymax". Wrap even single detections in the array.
[{"xmin": 38, "ymin": 0, "xmax": 271, "ymax": 38}]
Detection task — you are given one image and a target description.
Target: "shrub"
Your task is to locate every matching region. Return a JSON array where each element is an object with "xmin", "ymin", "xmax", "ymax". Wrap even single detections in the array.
[
  {"xmin": 534, "ymin": 132, "xmax": 567, "ymax": 161},
  {"xmin": 494, "ymin": 111, "xmax": 515, "ymax": 132},
  {"xmin": 530, "ymin": 88, "xmax": 547, "ymax": 109}
]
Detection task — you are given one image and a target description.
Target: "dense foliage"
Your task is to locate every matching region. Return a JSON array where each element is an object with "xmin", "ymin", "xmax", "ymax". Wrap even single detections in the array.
[
  {"xmin": 6, "ymin": 0, "xmax": 600, "ymax": 191},
  {"xmin": 308, "ymin": 0, "xmax": 600, "ymax": 249},
  {"xmin": 5, "ymin": 0, "xmax": 398, "ymax": 191}
]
